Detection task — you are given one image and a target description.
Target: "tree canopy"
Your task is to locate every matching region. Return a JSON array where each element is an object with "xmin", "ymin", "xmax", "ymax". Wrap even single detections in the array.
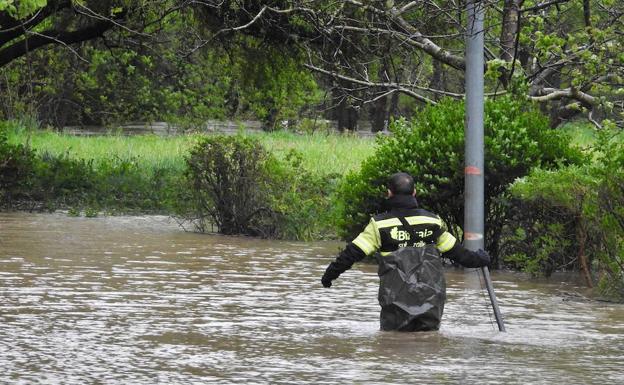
[{"xmin": 1, "ymin": 0, "xmax": 623, "ymax": 128}]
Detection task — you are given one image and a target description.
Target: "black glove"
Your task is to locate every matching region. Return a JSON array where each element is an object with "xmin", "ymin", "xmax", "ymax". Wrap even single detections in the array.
[
  {"xmin": 444, "ymin": 244, "xmax": 491, "ymax": 268},
  {"xmin": 473, "ymin": 249, "xmax": 491, "ymax": 267},
  {"xmin": 320, "ymin": 243, "xmax": 366, "ymax": 288},
  {"xmin": 321, "ymin": 262, "xmax": 342, "ymax": 288}
]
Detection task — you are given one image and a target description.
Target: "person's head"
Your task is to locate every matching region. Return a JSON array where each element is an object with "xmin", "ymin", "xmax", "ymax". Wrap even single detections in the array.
[{"xmin": 387, "ymin": 172, "xmax": 415, "ymax": 197}]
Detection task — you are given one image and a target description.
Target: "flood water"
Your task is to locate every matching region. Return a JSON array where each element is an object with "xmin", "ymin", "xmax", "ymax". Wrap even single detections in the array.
[{"xmin": 1, "ymin": 212, "xmax": 623, "ymax": 385}]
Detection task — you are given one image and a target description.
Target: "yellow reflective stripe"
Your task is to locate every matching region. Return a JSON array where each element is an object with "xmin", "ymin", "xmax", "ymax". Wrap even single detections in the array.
[
  {"xmin": 436, "ymin": 231, "xmax": 456, "ymax": 253},
  {"xmin": 406, "ymin": 215, "xmax": 442, "ymax": 226},
  {"xmin": 374, "ymin": 218, "xmax": 402, "ymax": 228},
  {"xmin": 352, "ymin": 219, "xmax": 381, "ymax": 256},
  {"xmin": 375, "ymin": 215, "xmax": 441, "ymax": 228}
]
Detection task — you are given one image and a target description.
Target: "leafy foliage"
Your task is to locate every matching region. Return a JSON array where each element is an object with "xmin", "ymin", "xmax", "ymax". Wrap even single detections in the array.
[
  {"xmin": 0, "ymin": 4, "xmax": 323, "ymax": 129},
  {"xmin": 0, "ymin": 0, "xmax": 47, "ymax": 19},
  {"xmin": 507, "ymin": 128, "xmax": 624, "ymax": 299},
  {"xmin": 0, "ymin": 124, "xmax": 37, "ymax": 205},
  {"xmin": 182, "ymin": 135, "xmax": 338, "ymax": 239},
  {"xmin": 504, "ymin": 167, "xmax": 596, "ymax": 276},
  {"xmin": 2, "ymin": 1, "xmax": 624, "ymax": 128},
  {"xmin": 183, "ymin": 135, "xmax": 276, "ymax": 236},
  {"xmin": 265, "ymin": 149, "xmax": 338, "ymax": 240},
  {"xmin": 236, "ymin": 42, "xmax": 323, "ymax": 130}
]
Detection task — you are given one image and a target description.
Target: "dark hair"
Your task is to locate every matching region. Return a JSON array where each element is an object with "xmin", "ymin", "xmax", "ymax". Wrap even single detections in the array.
[{"xmin": 388, "ymin": 172, "xmax": 414, "ymax": 195}]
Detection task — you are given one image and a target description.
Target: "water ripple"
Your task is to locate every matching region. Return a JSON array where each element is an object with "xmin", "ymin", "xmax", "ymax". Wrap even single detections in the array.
[{"xmin": 1, "ymin": 212, "xmax": 623, "ymax": 384}]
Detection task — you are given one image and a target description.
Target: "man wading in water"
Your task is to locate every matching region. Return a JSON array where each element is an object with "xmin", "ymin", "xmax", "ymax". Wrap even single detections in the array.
[{"xmin": 321, "ymin": 172, "xmax": 490, "ymax": 331}]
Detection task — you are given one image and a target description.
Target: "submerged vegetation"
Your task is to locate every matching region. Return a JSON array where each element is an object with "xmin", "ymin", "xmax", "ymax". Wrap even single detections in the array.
[{"xmin": 507, "ymin": 127, "xmax": 624, "ymax": 300}]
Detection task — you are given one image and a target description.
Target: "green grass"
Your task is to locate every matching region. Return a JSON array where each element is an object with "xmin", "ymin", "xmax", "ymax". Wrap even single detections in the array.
[
  {"xmin": 560, "ymin": 121, "xmax": 597, "ymax": 149},
  {"xmin": 559, "ymin": 120, "xmax": 624, "ymax": 162},
  {"xmin": 5, "ymin": 123, "xmax": 375, "ymax": 175},
  {"xmin": 250, "ymin": 130, "xmax": 375, "ymax": 175},
  {"xmin": 6, "ymin": 126, "xmax": 192, "ymax": 172},
  {"xmin": 7, "ymin": 120, "xmax": 619, "ymax": 176}
]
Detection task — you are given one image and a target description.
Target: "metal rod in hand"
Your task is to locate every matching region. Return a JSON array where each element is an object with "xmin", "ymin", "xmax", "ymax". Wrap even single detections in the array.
[{"xmin": 481, "ymin": 266, "xmax": 506, "ymax": 332}]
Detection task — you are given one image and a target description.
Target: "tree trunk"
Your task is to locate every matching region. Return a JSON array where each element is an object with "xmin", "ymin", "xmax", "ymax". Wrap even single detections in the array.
[
  {"xmin": 334, "ymin": 96, "xmax": 358, "ymax": 132},
  {"xmin": 369, "ymin": 95, "xmax": 387, "ymax": 132},
  {"xmin": 583, "ymin": 0, "xmax": 591, "ymax": 29},
  {"xmin": 429, "ymin": 60, "xmax": 446, "ymax": 101},
  {"xmin": 370, "ymin": 63, "xmax": 390, "ymax": 132},
  {"xmin": 576, "ymin": 217, "xmax": 593, "ymax": 288},
  {"xmin": 500, "ymin": 0, "xmax": 521, "ymax": 62},
  {"xmin": 389, "ymin": 91, "xmax": 399, "ymax": 121},
  {"xmin": 499, "ymin": 0, "xmax": 521, "ymax": 87}
]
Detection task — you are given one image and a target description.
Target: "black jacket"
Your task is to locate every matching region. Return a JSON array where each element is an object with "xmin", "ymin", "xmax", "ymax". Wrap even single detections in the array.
[{"xmin": 322, "ymin": 194, "xmax": 489, "ymax": 285}]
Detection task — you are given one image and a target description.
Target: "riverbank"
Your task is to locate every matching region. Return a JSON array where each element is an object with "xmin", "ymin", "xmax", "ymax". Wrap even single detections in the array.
[
  {"xmin": 1, "ymin": 121, "xmax": 376, "ymax": 239},
  {"xmin": 0, "ymin": 119, "xmax": 608, "ymax": 234}
]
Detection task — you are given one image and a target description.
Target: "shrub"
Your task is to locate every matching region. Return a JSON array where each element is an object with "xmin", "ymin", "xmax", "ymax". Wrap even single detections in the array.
[
  {"xmin": 92, "ymin": 157, "xmax": 179, "ymax": 213},
  {"xmin": 592, "ymin": 131, "xmax": 624, "ymax": 298},
  {"xmin": 266, "ymin": 149, "xmax": 339, "ymax": 240},
  {"xmin": 334, "ymin": 96, "xmax": 585, "ymax": 264},
  {"xmin": 0, "ymin": 126, "xmax": 37, "ymax": 206},
  {"xmin": 181, "ymin": 135, "xmax": 339, "ymax": 239},
  {"xmin": 506, "ymin": 128, "xmax": 624, "ymax": 300},
  {"xmin": 505, "ymin": 167, "xmax": 597, "ymax": 279},
  {"xmin": 183, "ymin": 135, "xmax": 278, "ymax": 236},
  {"xmin": 32, "ymin": 152, "xmax": 96, "ymax": 206}
]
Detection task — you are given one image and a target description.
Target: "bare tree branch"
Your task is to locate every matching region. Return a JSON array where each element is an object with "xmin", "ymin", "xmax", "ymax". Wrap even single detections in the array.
[
  {"xmin": 304, "ymin": 63, "xmax": 438, "ymax": 105},
  {"xmin": 399, "ymin": 1, "xmax": 420, "ymax": 14},
  {"xmin": 530, "ymin": 87, "xmax": 597, "ymax": 106},
  {"xmin": 520, "ymin": 0, "xmax": 573, "ymax": 13}
]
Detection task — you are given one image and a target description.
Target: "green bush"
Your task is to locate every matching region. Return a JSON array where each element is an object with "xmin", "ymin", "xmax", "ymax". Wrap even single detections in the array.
[
  {"xmin": 334, "ymin": 97, "xmax": 585, "ymax": 263},
  {"xmin": 92, "ymin": 157, "xmax": 179, "ymax": 213},
  {"xmin": 0, "ymin": 126, "xmax": 38, "ymax": 206},
  {"xmin": 507, "ymin": 128, "xmax": 624, "ymax": 300},
  {"xmin": 183, "ymin": 135, "xmax": 278, "ymax": 236},
  {"xmin": 504, "ymin": 166, "xmax": 597, "ymax": 277},
  {"xmin": 182, "ymin": 135, "xmax": 338, "ymax": 239},
  {"xmin": 593, "ymin": 132, "xmax": 624, "ymax": 298},
  {"xmin": 266, "ymin": 149, "xmax": 339, "ymax": 240},
  {"xmin": 32, "ymin": 152, "xmax": 96, "ymax": 206}
]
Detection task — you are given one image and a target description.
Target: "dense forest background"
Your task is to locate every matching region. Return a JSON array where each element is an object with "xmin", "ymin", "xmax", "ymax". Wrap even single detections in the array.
[{"xmin": 1, "ymin": 0, "xmax": 623, "ymax": 131}]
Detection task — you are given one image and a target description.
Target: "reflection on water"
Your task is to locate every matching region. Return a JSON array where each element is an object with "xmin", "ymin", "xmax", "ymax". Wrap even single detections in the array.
[{"xmin": 1, "ymin": 212, "xmax": 623, "ymax": 384}]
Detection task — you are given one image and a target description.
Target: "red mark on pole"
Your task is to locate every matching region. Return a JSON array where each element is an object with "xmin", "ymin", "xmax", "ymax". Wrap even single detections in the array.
[
  {"xmin": 465, "ymin": 166, "xmax": 482, "ymax": 175},
  {"xmin": 464, "ymin": 232, "xmax": 484, "ymax": 240}
]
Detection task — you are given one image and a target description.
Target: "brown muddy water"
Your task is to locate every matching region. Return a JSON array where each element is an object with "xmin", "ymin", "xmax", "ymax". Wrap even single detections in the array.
[{"xmin": 1, "ymin": 212, "xmax": 623, "ymax": 385}]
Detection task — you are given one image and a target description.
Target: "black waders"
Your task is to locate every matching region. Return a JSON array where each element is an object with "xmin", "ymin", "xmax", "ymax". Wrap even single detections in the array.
[{"xmin": 377, "ymin": 245, "xmax": 446, "ymax": 331}]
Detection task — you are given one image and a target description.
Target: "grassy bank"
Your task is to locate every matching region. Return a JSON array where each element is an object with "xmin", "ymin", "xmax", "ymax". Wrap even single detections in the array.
[
  {"xmin": 1, "ymin": 121, "xmax": 376, "ymax": 234},
  {"xmin": 5, "ymin": 124, "xmax": 375, "ymax": 176},
  {"xmin": 560, "ymin": 121, "xmax": 599, "ymax": 149}
]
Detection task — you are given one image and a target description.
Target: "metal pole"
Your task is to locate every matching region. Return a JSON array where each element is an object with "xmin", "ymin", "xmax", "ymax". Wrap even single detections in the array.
[
  {"xmin": 465, "ymin": 0, "xmax": 506, "ymax": 332},
  {"xmin": 464, "ymin": 0, "xmax": 485, "ymax": 252},
  {"xmin": 482, "ymin": 266, "xmax": 506, "ymax": 331}
]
